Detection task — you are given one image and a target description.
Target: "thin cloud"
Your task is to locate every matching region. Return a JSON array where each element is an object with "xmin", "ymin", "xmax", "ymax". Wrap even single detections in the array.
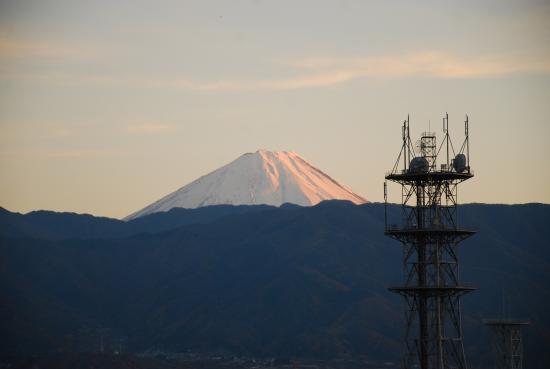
[
  {"xmin": 46, "ymin": 149, "xmax": 129, "ymax": 158},
  {"xmin": 284, "ymin": 51, "xmax": 550, "ymax": 80},
  {"xmin": 167, "ymin": 71, "xmax": 355, "ymax": 92},
  {"xmin": 2, "ymin": 44, "xmax": 549, "ymax": 92},
  {"xmin": 1, "ymin": 148, "xmax": 129, "ymax": 159},
  {"xmin": 126, "ymin": 123, "xmax": 174, "ymax": 134},
  {"xmin": 169, "ymin": 51, "xmax": 550, "ymax": 92},
  {"xmin": 0, "ymin": 32, "xmax": 98, "ymax": 60},
  {"xmin": 50, "ymin": 128, "xmax": 73, "ymax": 138}
]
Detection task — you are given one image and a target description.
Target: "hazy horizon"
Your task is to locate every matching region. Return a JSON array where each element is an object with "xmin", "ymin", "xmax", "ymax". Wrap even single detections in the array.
[{"xmin": 1, "ymin": 0, "xmax": 549, "ymax": 218}]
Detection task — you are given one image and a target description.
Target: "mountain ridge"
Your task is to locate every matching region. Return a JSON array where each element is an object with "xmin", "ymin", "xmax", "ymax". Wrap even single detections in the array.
[{"xmin": 1, "ymin": 202, "xmax": 549, "ymax": 368}]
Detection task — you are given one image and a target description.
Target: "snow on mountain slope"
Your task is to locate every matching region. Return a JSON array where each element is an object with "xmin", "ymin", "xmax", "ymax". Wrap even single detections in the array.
[{"xmin": 125, "ymin": 150, "xmax": 367, "ymax": 220}]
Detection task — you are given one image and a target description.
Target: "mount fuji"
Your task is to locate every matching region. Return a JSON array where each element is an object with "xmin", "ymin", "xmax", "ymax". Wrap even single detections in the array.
[{"xmin": 125, "ymin": 150, "xmax": 367, "ymax": 220}]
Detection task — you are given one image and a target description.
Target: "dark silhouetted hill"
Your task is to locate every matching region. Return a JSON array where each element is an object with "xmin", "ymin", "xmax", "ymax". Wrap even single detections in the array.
[{"xmin": 1, "ymin": 201, "xmax": 549, "ymax": 368}]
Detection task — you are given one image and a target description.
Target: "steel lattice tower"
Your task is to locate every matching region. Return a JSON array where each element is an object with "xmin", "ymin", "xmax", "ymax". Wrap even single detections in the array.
[
  {"xmin": 484, "ymin": 320, "xmax": 529, "ymax": 369},
  {"xmin": 384, "ymin": 114, "xmax": 475, "ymax": 369}
]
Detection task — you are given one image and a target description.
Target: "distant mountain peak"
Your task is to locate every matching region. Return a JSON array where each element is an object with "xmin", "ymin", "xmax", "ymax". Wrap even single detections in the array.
[{"xmin": 125, "ymin": 150, "xmax": 367, "ymax": 220}]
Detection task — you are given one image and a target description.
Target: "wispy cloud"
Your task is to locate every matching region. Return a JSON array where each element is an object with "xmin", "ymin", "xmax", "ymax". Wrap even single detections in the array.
[
  {"xmin": 0, "ymin": 148, "xmax": 129, "ymax": 159},
  {"xmin": 0, "ymin": 32, "xmax": 98, "ymax": 61},
  {"xmin": 165, "ymin": 51, "xmax": 550, "ymax": 92},
  {"xmin": 46, "ymin": 149, "xmax": 129, "ymax": 158},
  {"xmin": 287, "ymin": 51, "xmax": 550, "ymax": 80},
  {"xmin": 126, "ymin": 123, "xmax": 174, "ymax": 134},
  {"xmin": 165, "ymin": 70, "xmax": 356, "ymax": 92},
  {"xmin": 2, "ymin": 39, "xmax": 549, "ymax": 92},
  {"xmin": 50, "ymin": 128, "xmax": 73, "ymax": 138}
]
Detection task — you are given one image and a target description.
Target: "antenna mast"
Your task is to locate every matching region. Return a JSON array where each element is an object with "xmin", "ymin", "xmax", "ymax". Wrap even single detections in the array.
[{"xmin": 384, "ymin": 113, "xmax": 475, "ymax": 369}]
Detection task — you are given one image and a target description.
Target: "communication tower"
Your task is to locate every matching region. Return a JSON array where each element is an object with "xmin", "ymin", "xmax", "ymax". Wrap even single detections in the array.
[
  {"xmin": 384, "ymin": 113, "xmax": 474, "ymax": 369},
  {"xmin": 484, "ymin": 319, "xmax": 529, "ymax": 369}
]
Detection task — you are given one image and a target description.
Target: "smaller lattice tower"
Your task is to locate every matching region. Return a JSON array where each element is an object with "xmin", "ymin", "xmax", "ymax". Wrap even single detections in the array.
[
  {"xmin": 484, "ymin": 320, "xmax": 529, "ymax": 369},
  {"xmin": 384, "ymin": 113, "xmax": 475, "ymax": 369}
]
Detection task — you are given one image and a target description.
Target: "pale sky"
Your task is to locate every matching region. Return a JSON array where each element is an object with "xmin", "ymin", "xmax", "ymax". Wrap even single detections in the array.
[{"xmin": 1, "ymin": 0, "xmax": 549, "ymax": 218}]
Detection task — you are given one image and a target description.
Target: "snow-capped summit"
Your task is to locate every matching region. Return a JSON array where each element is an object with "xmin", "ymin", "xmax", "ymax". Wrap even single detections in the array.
[{"xmin": 125, "ymin": 149, "xmax": 367, "ymax": 220}]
